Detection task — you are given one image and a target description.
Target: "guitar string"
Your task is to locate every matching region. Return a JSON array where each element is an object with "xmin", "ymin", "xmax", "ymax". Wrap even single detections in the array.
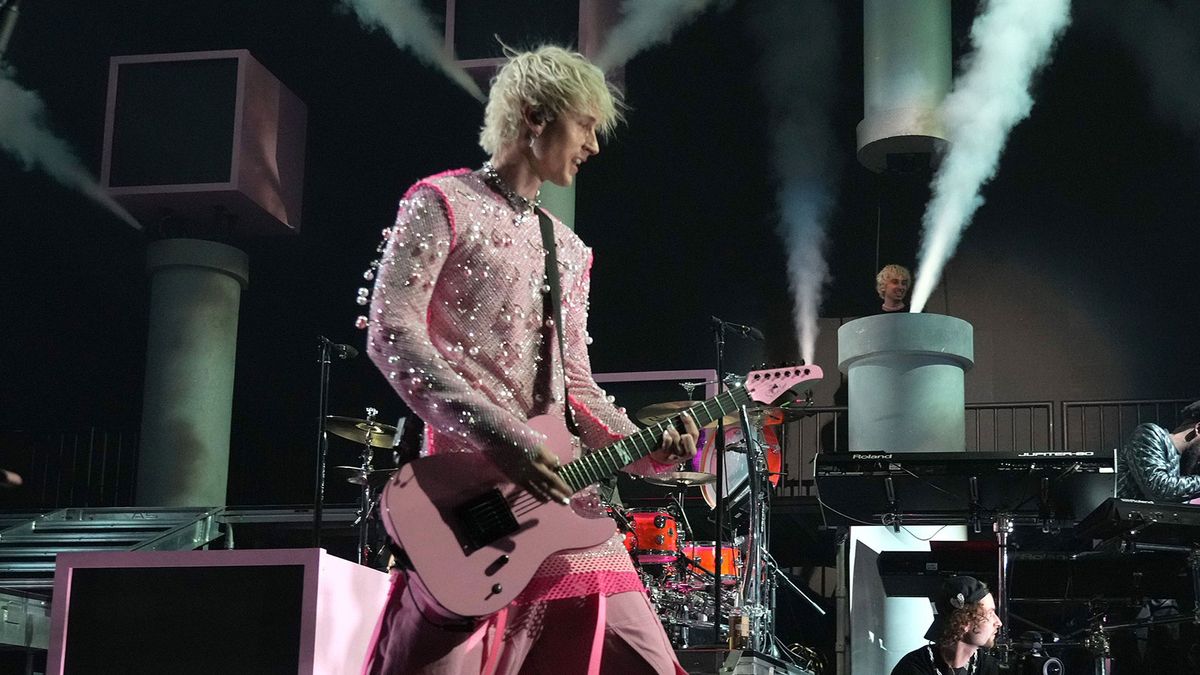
[
  {"xmin": 503, "ymin": 395, "xmax": 733, "ymax": 514},
  {"xmin": 501, "ymin": 386, "xmax": 759, "ymax": 516},
  {"xmin": 505, "ymin": 419, "xmax": 668, "ymax": 514},
  {"xmin": 458, "ymin": 380, "xmax": 810, "ymax": 547},
  {"xmin": 470, "ymin": 386, "xmax": 795, "ymax": 545}
]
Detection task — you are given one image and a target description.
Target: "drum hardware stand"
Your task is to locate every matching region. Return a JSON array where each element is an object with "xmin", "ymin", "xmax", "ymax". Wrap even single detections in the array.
[
  {"xmin": 768, "ymin": 555, "xmax": 826, "ymax": 616},
  {"xmin": 1084, "ymin": 618, "xmax": 1112, "ymax": 675},
  {"xmin": 671, "ymin": 489, "xmax": 694, "ymax": 538},
  {"xmin": 1059, "ymin": 602, "xmax": 1200, "ymax": 675},
  {"xmin": 679, "ymin": 380, "xmax": 706, "ymax": 401},
  {"xmin": 350, "ymin": 407, "xmax": 382, "ymax": 566},
  {"xmin": 736, "ymin": 404, "xmax": 770, "ymax": 652},
  {"xmin": 313, "ymin": 335, "xmax": 356, "ymax": 548},
  {"xmin": 737, "ymin": 403, "xmax": 833, "ymax": 655},
  {"xmin": 995, "ymin": 512, "xmax": 1016, "ymax": 648},
  {"xmin": 669, "ymin": 489, "xmax": 702, "ymax": 587}
]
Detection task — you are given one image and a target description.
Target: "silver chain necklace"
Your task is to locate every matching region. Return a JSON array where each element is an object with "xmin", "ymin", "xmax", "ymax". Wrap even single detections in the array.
[
  {"xmin": 481, "ymin": 161, "xmax": 540, "ymax": 214},
  {"xmin": 925, "ymin": 645, "xmax": 976, "ymax": 675}
]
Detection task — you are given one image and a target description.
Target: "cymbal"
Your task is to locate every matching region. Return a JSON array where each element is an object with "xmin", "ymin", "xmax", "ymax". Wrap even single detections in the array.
[
  {"xmin": 634, "ymin": 401, "xmax": 737, "ymax": 428},
  {"xmin": 748, "ymin": 406, "xmax": 786, "ymax": 426},
  {"xmin": 334, "ymin": 466, "xmax": 394, "ymax": 486},
  {"xmin": 643, "ymin": 471, "xmax": 717, "ymax": 488},
  {"xmin": 325, "ymin": 416, "xmax": 397, "ymax": 448}
]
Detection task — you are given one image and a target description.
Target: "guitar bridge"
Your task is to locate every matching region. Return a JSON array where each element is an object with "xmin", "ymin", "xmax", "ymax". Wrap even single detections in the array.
[{"xmin": 454, "ymin": 488, "xmax": 520, "ymax": 554}]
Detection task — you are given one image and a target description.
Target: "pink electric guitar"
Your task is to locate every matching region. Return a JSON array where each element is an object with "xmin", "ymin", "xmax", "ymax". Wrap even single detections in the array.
[{"xmin": 379, "ymin": 364, "xmax": 823, "ymax": 617}]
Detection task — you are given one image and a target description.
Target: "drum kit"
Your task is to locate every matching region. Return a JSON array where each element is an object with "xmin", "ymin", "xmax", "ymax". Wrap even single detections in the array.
[
  {"xmin": 605, "ymin": 393, "xmax": 818, "ymax": 653},
  {"xmin": 610, "ymin": 499, "xmax": 743, "ymax": 648}
]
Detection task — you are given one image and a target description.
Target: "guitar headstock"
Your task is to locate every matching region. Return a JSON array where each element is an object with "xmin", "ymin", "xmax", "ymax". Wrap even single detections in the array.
[{"xmin": 744, "ymin": 364, "xmax": 823, "ymax": 406}]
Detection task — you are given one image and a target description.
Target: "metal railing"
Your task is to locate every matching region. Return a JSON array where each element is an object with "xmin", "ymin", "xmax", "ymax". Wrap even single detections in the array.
[
  {"xmin": 965, "ymin": 402, "xmax": 1055, "ymax": 453},
  {"xmin": 0, "ymin": 428, "xmax": 138, "ymax": 510},
  {"xmin": 1062, "ymin": 398, "xmax": 1195, "ymax": 453}
]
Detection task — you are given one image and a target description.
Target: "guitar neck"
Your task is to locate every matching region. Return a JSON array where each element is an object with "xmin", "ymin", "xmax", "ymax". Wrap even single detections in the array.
[{"xmin": 557, "ymin": 386, "xmax": 752, "ymax": 494}]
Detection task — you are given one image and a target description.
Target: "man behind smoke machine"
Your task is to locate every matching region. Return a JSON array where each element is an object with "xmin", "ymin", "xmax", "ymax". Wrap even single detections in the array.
[
  {"xmin": 876, "ymin": 263, "xmax": 911, "ymax": 313},
  {"xmin": 1117, "ymin": 401, "xmax": 1200, "ymax": 502},
  {"xmin": 891, "ymin": 576, "xmax": 1002, "ymax": 675}
]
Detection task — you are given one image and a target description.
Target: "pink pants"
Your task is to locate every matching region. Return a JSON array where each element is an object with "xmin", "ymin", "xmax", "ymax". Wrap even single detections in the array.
[{"xmin": 363, "ymin": 571, "xmax": 686, "ymax": 675}]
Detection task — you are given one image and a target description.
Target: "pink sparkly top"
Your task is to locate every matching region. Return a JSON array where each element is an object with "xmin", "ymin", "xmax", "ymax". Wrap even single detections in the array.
[{"xmin": 363, "ymin": 168, "xmax": 667, "ymax": 604}]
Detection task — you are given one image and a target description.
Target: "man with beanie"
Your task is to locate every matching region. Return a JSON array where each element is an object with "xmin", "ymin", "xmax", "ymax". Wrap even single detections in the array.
[{"xmin": 891, "ymin": 576, "xmax": 1002, "ymax": 675}]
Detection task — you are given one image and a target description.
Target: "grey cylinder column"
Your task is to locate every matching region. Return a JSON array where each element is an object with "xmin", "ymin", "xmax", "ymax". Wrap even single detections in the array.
[
  {"xmin": 137, "ymin": 239, "xmax": 249, "ymax": 506},
  {"xmin": 839, "ymin": 313, "xmax": 973, "ymax": 673},
  {"xmin": 857, "ymin": 0, "xmax": 951, "ymax": 171},
  {"xmin": 838, "ymin": 313, "xmax": 974, "ymax": 452}
]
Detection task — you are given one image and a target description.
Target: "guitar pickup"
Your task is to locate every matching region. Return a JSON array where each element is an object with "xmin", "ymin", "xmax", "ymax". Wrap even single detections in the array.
[{"xmin": 454, "ymin": 488, "xmax": 520, "ymax": 554}]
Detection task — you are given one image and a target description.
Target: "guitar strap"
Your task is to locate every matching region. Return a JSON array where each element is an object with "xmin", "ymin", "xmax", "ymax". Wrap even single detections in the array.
[{"xmin": 537, "ymin": 208, "xmax": 580, "ymax": 436}]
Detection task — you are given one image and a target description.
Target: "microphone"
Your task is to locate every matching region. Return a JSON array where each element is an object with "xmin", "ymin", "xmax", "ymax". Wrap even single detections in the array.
[
  {"xmin": 331, "ymin": 343, "xmax": 359, "ymax": 360},
  {"xmin": 319, "ymin": 336, "xmax": 359, "ymax": 360},
  {"xmin": 710, "ymin": 315, "xmax": 765, "ymax": 341}
]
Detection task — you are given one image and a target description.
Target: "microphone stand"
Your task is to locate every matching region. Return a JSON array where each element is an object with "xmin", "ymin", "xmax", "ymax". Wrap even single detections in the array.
[
  {"xmin": 313, "ymin": 336, "xmax": 335, "ymax": 548},
  {"xmin": 712, "ymin": 320, "xmax": 728, "ymax": 644}
]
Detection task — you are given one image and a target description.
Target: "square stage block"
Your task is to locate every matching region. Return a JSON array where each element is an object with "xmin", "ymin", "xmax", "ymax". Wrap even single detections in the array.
[
  {"xmin": 46, "ymin": 548, "xmax": 389, "ymax": 675},
  {"xmin": 101, "ymin": 49, "xmax": 306, "ymax": 235}
]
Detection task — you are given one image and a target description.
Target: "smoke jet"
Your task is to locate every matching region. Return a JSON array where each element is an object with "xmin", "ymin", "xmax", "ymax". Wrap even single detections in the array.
[
  {"xmin": 748, "ymin": 0, "xmax": 839, "ymax": 365},
  {"xmin": 0, "ymin": 69, "xmax": 141, "ymax": 230},
  {"xmin": 594, "ymin": 0, "xmax": 717, "ymax": 72},
  {"xmin": 341, "ymin": 0, "xmax": 485, "ymax": 102},
  {"xmin": 909, "ymin": 0, "xmax": 1070, "ymax": 313}
]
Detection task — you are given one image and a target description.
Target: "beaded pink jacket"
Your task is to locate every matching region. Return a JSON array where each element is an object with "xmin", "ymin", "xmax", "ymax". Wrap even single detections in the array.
[{"xmin": 363, "ymin": 168, "xmax": 666, "ymax": 603}]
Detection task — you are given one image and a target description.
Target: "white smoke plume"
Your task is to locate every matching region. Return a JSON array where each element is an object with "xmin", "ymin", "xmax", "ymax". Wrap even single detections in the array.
[
  {"xmin": 748, "ymin": 0, "xmax": 839, "ymax": 365},
  {"xmin": 0, "ymin": 70, "xmax": 141, "ymax": 229},
  {"xmin": 1090, "ymin": 2, "xmax": 1200, "ymax": 141},
  {"xmin": 593, "ymin": 0, "xmax": 717, "ymax": 72},
  {"xmin": 909, "ymin": 0, "xmax": 1070, "ymax": 313},
  {"xmin": 340, "ymin": 0, "xmax": 485, "ymax": 102}
]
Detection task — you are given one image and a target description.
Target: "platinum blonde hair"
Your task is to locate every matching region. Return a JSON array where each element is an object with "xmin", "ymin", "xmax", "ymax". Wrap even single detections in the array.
[
  {"xmin": 876, "ymin": 264, "xmax": 911, "ymax": 298},
  {"xmin": 479, "ymin": 44, "xmax": 624, "ymax": 156}
]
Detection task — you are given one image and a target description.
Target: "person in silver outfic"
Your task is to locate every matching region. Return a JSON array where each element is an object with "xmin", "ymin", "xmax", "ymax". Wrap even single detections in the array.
[{"xmin": 1116, "ymin": 401, "xmax": 1200, "ymax": 502}]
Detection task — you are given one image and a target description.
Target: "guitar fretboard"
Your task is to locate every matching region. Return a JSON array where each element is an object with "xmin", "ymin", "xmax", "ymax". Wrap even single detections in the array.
[{"xmin": 558, "ymin": 386, "xmax": 752, "ymax": 493}]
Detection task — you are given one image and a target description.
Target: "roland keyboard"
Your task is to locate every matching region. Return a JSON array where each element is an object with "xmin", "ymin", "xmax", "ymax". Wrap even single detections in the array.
[{"xmin": 814, "ymin": 450, "xmax": 1116, "ymax": 525}]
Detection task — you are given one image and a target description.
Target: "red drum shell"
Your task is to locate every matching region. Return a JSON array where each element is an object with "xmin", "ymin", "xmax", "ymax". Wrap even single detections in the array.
[
  {"xmin": 680, "ymin": 541, "xmax": 741, "ymax": 586},
  {"xmin": 626, "ymin": 508, "xmax": 680, "ymax": 563}
]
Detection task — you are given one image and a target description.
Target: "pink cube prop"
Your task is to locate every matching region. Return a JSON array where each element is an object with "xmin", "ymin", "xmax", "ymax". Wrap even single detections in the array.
[
  {"xmin": 101, "ymin": 49, "xmax": 306, "ymax": 236},
  {"xmin": 46, "ymin": 548, "xmax": 389, "ymax": 674}
]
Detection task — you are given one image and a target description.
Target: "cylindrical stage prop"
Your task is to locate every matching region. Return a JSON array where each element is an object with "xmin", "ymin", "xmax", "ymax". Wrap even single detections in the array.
[
  {"xmin": 857, "ymin": 0, "xmax": 951, "ymax": 172},
  {"xmin": 837, "ymin": 313, "xmax": 974, "ymax": 674},
  {"xmin": 838, "ymin": 313, "xmax": 974, "ymax": 453},
  {"xmin": 136, "ymin": 238, "xmax": 249, "ymax": 507}
]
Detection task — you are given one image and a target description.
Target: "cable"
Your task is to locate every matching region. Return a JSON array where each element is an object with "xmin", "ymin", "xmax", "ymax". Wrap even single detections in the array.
[{"xmin": 899, "ymin": 524, "xmax": 951, "ymax": 541}]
